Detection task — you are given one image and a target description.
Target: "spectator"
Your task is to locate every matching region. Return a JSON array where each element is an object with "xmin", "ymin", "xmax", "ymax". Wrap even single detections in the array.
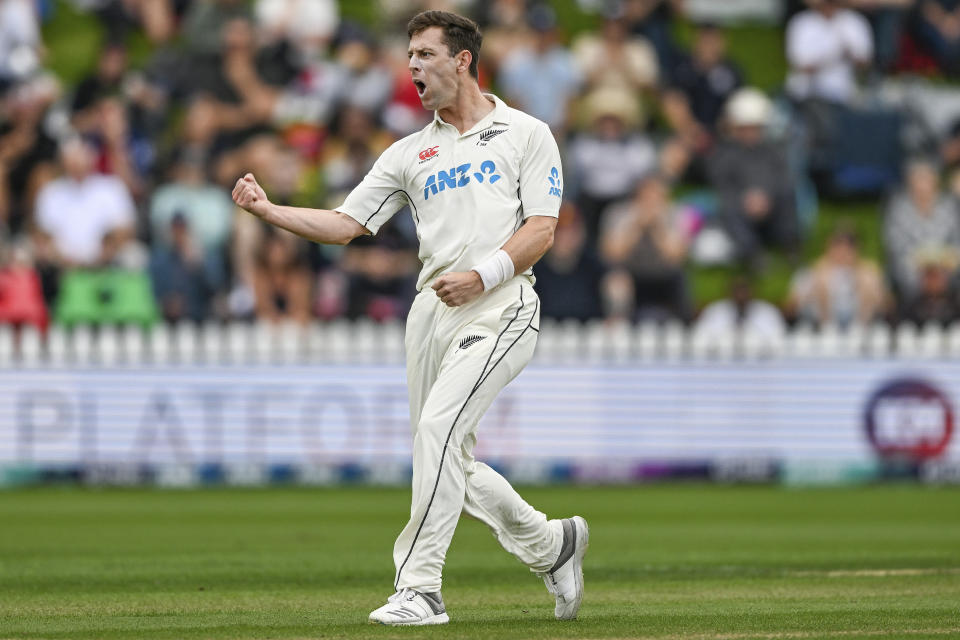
[
  {"xmin": 80, "ymin": 0, "xmax": 179, "ymax": 44},
  {"xmin": 568, "ymin": 87, "xmax": 658, "ymax": 241},
  {"xmin": 254, "ymin": 0, "xmax": 339, "ymax": 61},
  {"xmin": 149, "ymin": 213, "xmax": 213, "ymax": 323},
  {"xmin": 694, "ymin": 276, "xmax": 787, "ymax": 341},
  {"xmin": 847, "ymin": 0, "xmax": 914, "ymax": 73},
  {"xmin": 33, "ymin": 137, "xmax": 140, "ymax": 285},
  {"xmin": 884, "ymin": 158, "xmax": 960, "ymax": 297},
  {"xmin": 786, "ymin": 0, "xmax": 874, "ymax": 104},
  {"xmin": 898, "ymin": 247, "xmax": 960, "ymax": 325},
  {"xmin": 571, "ymin": 8, "xmax": 658, "ymax": 94},
  {"xmin": 707, "ymin": 88, "xmax": 799, "ymax": 266},
  {"xmin": 0, "ymin": 75, "xmax": 59, "ymax": 235},
  {"xmin": 662, "ymin": 22, "xmax": 743, "ymax": 158},
  {"xmin": 498, "ymin": 4, "xmax": 582, "ymax": 134},
  {"xmin": 786, "ymin": 226, "xmax": 889, "ymax": 327},
  {"xmin": 339, "ymin": 224, "xmax": 418, "ymax": 322},
  {"xmin": 535, "ymin": 202, "xmax": 607, "ymax": 322},
  {"xmin": 623, "ymin": 0, "xmax": 682, "ymax": 74},
  {"xmin": 251, "ymin": 226, "xmax": 313, "ymax": 325},
  {"xmin": 0, "ymin": 0, "xmax": 43, "ymax": 91},
  {"xmin": 600, "ymin": 173, "xmax": 694, "ymax": 322},
  {"xmin": 149, "ymin": 149, "xmax": 234, "ymax": 307},
  {"xmin": 912, "ymin": 0, "xmax": 960, "ymax": 76}
]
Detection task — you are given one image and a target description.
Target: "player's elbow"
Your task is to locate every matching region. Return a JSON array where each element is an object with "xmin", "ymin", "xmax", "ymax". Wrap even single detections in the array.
[{"xmin": 540, "ymin": 224, "xmax": 555, "ymax": 253}]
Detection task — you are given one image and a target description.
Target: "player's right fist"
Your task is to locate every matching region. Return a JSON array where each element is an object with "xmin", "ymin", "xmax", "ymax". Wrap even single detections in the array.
[{"xmin": 232, "ymin": 173, "xmax": 271, "ymax": 218}]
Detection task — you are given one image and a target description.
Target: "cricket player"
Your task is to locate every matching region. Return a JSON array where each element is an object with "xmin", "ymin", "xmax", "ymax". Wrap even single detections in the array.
[{"xmin": 232, "ymin": 10, "xmax": 588, "ymax": 626}]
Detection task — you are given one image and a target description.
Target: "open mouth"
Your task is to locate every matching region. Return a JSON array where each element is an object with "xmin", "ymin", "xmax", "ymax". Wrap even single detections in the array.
[{"xmin": 413, "ymin": 80, "xmax": 426, "ymax": 96}]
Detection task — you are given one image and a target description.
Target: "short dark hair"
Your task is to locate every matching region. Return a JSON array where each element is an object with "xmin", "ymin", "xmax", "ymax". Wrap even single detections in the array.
[{"xmin": 407, "ymin": 10, "xmax": 482, "ymax": 79}]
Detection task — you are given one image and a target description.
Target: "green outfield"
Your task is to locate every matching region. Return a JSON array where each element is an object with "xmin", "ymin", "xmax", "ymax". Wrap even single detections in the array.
[{"xmin": 1, "ymin": 485, "xmax": 959, "ymax": 639}]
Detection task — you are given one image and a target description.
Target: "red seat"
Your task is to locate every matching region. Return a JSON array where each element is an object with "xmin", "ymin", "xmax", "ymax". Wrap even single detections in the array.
[{"xmin": 0, "ymin": 266, "xmax": 49, "ymax": 330}]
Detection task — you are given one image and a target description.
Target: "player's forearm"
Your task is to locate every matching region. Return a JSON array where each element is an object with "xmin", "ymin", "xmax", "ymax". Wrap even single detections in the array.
[
  {"xmin": 260, "ymin": 203, "xmax": 368, "ymax": 245},
  {"xmin": 501, "ymin": 216, "xmax": 556, "ymax": 274}
]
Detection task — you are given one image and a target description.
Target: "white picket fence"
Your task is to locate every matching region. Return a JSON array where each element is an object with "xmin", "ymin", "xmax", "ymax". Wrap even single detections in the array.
[{"xmin": 3, "ymin": 319, "xmax": 960, "ymax": 366}]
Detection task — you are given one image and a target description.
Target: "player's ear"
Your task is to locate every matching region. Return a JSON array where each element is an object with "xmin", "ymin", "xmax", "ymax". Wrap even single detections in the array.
[{"xmin": 456, "ymin": 49, "xmax": 472, "ymax": 75}]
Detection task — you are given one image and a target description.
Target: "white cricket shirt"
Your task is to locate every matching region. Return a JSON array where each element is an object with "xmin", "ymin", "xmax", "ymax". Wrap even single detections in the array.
[{"xmin": 335, "ymin": 94, "xmax": 563, "ymax": 291}]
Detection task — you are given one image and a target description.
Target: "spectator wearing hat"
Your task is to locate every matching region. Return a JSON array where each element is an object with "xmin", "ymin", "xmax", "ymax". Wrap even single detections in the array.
[
  {"xmin": 884, "ymin": 158, "xmax": 960, "ymax": 298},
  {"xmin": 898, "ymin": 246, "xmax": 960, "ymax": 325},
  {"xmin": 707, "ymin": 88, "xmax": 799, "ymax": 265},
  {"xmin": 568, "ymin": 86, "xmax": 658, "ymax": 242},
  {"xmin": 498, "ymin": 4, "xmax": 582, "ymax": 134},
  {"xmin": 534, "ymin": 201, "xmax": 607, "ymax": 322}
]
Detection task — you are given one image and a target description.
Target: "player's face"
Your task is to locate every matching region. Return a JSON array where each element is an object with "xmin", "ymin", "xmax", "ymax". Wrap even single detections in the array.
[{"xmin": 408, "ymin": 27, "xmax": 459, "ymax": 111}]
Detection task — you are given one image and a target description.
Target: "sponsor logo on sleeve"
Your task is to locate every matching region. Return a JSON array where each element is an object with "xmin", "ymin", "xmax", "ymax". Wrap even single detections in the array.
[{"xmin": 547, "ymin": 166, "xmax": 562, "ymax": 198}]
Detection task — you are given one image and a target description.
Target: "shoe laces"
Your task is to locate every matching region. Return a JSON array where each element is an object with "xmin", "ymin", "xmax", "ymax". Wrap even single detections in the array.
[{"xmin": 388, "ymin": 588, "xmax": 417, "ymax": 603}]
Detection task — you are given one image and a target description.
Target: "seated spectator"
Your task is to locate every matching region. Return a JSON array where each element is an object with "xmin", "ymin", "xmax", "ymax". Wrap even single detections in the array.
[
  {"xmin": 84, "ymin": 0, "xmax": 179, "ymax": 44},
  {"xmin": 568, "ymin": 87, "xmax": 658, "ymax": 241},
  {"xmin": 33, "ymin": 137, "xmax": 141, "ymax": 302},
  {"xmin": 149, "ymin": 213, "xmax": 214, "ymax": 323},
  {"xmin": 694, "ymin": 276, "xmax": 787, "ymax": 342},
  {"xmin": 150, "ymin": 149, "xmax": 234, "ymax": 308},
  {"xmin": 883, "ymin": 158, "xmax": 960, "ymax": 297},
  {"xmin": 497, "ymin": 4, "xmax": 582, "ymax": 134},
  {"xmin": 252, "ymin": 226, "xmax": 313, "ymax": 325},
  {"xmin": 571, "ymin": 7, "xmax": 658, "ymax": 94},
  {"xmin": 623, "ymin": 0, "xmax": 681, "ymax": 74},
  {"xmin": 707, "ymin": 88, "xmax": 799, "ymax": 265},
  {"xmin": 661, "ymin": 22, "xmax": 743, "ymax": 169},
  {"xmin": 0, "ymin": 0, "xmax": 43, "ymax": 91},
  {"xmin": 254, "ymin": 0, "xmax": 339, "ymax": 61},
  {"xmin": 535, "ymin": 202, "xmax": 607, "ymax": 322},
  {"xmin": 339, "ymin": 222, "xmax": 417, "ymax": 322},
  {"xmin": 898, "ymin": 247, "xmax": 960, "ymax": 325},
  {"xmin": 786, "ymin": 0, "xmax": 874, "ymax": 104},
  {"xmin": 0, "ymin": 74, "xmax": 60, "ymax": 235},
  {"xmin": 847, "ymin": 0, "xmax": 914, "ymax": 73},
  {"xmin": 600, "ymin": 173, "xmax": 694, "ymax": 322},
  {"xmin": 785, "ymin": 226, "xmax": 888, "ymax": 327},
  {"xmin": 912, "ymin": 0, "xmax": 960, "ymax": 76}
]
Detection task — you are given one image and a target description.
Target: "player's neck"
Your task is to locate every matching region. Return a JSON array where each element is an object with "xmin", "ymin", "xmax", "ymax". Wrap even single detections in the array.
[{"xmin": 436, "ymin": 82, "xmax": 494, "ymax": 134}]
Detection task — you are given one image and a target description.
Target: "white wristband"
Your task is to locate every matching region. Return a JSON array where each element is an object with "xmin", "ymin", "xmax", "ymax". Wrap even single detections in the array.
[{"xmin": 471, "ymin": 249, "xmax": 515, "ymax": 291}]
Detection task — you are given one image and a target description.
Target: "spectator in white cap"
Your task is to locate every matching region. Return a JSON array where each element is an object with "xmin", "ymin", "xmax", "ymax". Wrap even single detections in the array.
[{"xmin": 707, "ymin": 88, "xmax": 799, "ymax": 266}]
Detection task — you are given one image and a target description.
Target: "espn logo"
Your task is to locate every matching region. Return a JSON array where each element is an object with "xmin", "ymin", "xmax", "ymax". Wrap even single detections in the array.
[{"xmin": 418, "ymin": 146, "xmax": 439, "ymax": 161}]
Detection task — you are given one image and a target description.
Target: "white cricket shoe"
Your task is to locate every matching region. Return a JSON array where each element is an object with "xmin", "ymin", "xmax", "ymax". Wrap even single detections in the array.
[
  {"xmin": 368, "ymin": 588, "xmax": 449, "ymax": 626},
  {"xmin": 539, "ymin": 516, "xmax": 589, "ymax": 620}
]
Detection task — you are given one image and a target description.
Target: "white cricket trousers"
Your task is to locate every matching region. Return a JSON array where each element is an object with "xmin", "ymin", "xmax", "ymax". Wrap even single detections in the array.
[{"xmin": 393, "ymin": 276, "xmax": 563, "ymax": 593}]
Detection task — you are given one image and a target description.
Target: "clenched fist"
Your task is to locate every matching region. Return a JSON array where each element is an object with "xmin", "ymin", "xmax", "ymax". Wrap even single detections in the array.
[
  {"xmin": 232, "ymin": 173, "xmax": 272, "ymax": 218},
  {"xmin": 432, "ymin": 271, "xmax": 484, "ymax": 307}
]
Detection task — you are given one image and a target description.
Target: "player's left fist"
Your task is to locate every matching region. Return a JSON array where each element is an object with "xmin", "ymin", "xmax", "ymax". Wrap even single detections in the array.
[{"xmin": 432, "ymin": 271, "xmax": 484, "ymax": 307}]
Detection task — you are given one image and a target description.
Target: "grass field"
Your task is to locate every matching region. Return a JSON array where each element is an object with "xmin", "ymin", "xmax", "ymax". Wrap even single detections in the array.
[{"xmin": 1, "ymin": 485, "xmax": 959, "ymax": 639}]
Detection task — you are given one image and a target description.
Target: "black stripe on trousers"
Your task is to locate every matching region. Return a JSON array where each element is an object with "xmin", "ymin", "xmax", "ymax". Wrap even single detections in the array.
[{"xmin": 394, "ymin": 285, "xmax": 538, "ymax": 589}]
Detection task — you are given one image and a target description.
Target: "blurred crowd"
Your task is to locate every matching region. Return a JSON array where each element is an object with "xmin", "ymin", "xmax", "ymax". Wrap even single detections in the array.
[{"xmin": 3, "ymin": 0, "xmax": 960, "ymax": 336}]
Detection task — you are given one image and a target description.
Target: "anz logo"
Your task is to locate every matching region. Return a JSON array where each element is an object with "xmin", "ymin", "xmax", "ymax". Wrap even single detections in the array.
[
  {"xmin": 547, "ymin": 167, "xmax": 562, "ymax": 198},
  {"xmin": 423, "ymin": 160, "xmax": 501, "ymax": 200}
]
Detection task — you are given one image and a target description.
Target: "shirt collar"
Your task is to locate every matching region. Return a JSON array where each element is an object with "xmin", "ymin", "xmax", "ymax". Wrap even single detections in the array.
[{"xmin": 433, "ymin": 93, "xmax": 512, "ymax": 132}]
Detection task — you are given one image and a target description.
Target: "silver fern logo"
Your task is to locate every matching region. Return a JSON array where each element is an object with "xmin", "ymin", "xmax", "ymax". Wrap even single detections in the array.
[{"xmin": 477, "ymin": 128, "xmax": 507, "ymax": 146}]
